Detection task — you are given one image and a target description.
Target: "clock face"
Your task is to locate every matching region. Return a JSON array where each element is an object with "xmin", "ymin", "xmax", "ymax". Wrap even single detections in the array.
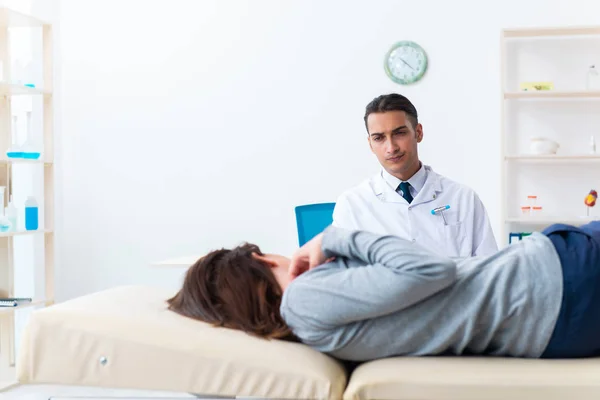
[{"xmin": 384, "ymin": 41, "xmax": 428, "ymax": 85}]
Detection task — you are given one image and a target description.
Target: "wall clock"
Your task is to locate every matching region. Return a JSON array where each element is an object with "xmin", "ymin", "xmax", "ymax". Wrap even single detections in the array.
[{"xmin": 384, "ymin": 41, "xmax": 428, "ymax": 85}]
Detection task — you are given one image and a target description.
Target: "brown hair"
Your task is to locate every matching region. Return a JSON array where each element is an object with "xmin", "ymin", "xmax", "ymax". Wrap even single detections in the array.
[
  {"xmin": 166, "ymin": 243, "xmax": 297, "ymax": 341},
  {"xmin": 364, "ymin": 93, "xmax": 419, "ymax": 131}
]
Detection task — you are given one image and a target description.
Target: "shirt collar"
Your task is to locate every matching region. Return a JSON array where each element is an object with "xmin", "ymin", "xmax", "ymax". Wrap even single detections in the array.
[{"xmin": 381, "ymin": 162, "xmax": 428, "ymax": 193}]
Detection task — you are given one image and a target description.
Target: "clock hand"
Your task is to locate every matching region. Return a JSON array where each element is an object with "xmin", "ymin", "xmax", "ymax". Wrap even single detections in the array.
[{"xmin": 399, "ymin": 58, "xmax": 416, "ymax": 71}]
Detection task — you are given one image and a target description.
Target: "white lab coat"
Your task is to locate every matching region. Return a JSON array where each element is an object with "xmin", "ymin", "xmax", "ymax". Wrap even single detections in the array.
[{"xmin": 332, "ymin": 165, "xmax": 498, "ymax": 258}]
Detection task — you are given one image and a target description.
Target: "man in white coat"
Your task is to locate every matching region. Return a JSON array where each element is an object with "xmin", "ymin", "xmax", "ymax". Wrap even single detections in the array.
[{"xmin": 332, "ymin": 93, "xmax": 497, "ymax": 257}]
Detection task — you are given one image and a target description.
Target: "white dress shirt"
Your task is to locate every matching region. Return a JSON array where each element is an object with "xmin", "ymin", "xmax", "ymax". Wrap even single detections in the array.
[{"xmin": 381, "ymin": 163, "xmax": 428, "ymax": 200}]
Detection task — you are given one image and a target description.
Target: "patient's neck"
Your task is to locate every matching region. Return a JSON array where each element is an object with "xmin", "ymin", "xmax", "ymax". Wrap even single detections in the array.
[{"xmin": 273, "ymin": 265, "xmax": 292, "ymax": 292}]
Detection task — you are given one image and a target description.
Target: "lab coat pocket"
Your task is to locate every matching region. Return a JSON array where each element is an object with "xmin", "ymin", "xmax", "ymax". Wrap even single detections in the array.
[{"xmin": 438, "ymin": 217, "xmax": 468, "ymax": 257}]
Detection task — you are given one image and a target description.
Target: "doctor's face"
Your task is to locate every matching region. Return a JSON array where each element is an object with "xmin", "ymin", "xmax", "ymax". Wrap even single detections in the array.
[{"xmin": 367, "ymin": 111, "xmax": 423, "ymax": 181}]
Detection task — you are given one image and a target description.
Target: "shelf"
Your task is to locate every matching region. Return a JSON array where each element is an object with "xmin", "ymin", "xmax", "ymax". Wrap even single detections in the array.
[
  {"xmin": 503, "ymin": 26, "xmax": 600, "ymax": 38},
  {"xmin": 0, "ymin": 7, "xmax": 48, "ymax": 27},
  {"xmin": 0, "ymin": 83, "xmax": 50, "ymax": 96},
  {"xmin": 0, "ymin": 7, "xmax": 54, "ymax": 388},
  {"xmin": 506, "ymin": 216, "xmax": 600, "ymax": 225},
  {"xmin": 0, "ymin": 299, "xmax": 47, "ymax": 315},
  {"xmin": 0, "ymin": 229, "xmax": 52, "ymax": 238},
  {"xmin": 505, "ymin": 154, "xmax": 600, "ymax": 162},
  {"xmin": 504, "ymin": 91, "xmax": 600, "ymax": 99},
  {"xmin": 0, "ymin": 159, "xmax": 53, "ymax": 167}
]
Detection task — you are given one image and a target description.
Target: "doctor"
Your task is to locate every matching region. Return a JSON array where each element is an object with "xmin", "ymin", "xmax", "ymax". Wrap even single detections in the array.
[{"xmin": 332, "ymin": 93, "xmax": 497, "ymax": 257}]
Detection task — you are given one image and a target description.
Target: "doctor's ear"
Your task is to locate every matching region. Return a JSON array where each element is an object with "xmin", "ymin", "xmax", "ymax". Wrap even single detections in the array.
[{"xmin": 415, "ymin": 124, "xmax": 423, "ymax": 142}]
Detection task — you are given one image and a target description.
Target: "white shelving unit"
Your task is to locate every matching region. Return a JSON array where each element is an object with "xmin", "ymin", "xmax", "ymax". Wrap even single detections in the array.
[
  {"xmin": 501, "ymin": 25, "xmax": 600, "ymax": 246},
  {"xmin": 0, "ymin": 7, "xmax": 53, "ymax": 390},
  {"xmin": 504, "ymin": 90, "xmax": 600, "ymax": 99}
]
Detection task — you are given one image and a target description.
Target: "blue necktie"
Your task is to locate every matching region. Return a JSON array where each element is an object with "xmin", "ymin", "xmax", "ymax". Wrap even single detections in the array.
[{"xmin": 398, "ymin": 182, "xmax": 413, "ymax": 204}]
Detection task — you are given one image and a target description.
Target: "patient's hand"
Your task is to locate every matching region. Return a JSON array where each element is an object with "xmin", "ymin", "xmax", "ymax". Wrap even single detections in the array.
[{"xmin": 289, "ymin": 233, "xmax": 330, "ymax": 279}]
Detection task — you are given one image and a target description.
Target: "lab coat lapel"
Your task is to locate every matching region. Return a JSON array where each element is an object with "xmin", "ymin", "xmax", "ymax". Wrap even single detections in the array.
[
  {"xmin": 372, "ymin": 173, "xmax": 406, "ymax": 203},
  {"xmin": 411, "ymin": 169, "xmax": 443, "ymax": 207}
]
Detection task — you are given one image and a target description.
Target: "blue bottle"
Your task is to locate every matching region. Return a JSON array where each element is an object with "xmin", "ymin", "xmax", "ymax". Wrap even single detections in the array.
[{"xmin": 25, "ymin": 196, "xmax": 38, "ymax": 231}]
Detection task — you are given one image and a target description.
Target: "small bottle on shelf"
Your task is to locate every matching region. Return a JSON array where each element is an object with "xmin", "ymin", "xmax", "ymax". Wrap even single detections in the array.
[
  {"xmin": 6, "ymin": 115, "xmax": 23, "ymax": 159},
  {"xmin": 0, "ymin": 186, "xmax": 10, "ymax": 232},
  {"xmin": 24, "ymin": 196, "xmax": 38, "ymax": 231},
  {"xmin": 587, "ymin": 65, "xmax": 600, "ymax": 91},
  {"xmin": 6, "ymin": 195, "xmax": 18, "ymax": 231},
  {"xmin": 21, "ymin": 111, "xmax": 41, "ymax": 160}
]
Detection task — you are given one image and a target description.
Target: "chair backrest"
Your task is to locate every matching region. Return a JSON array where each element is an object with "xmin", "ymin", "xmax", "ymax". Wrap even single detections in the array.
[{"xmin": 294, "ymin": 203, "xmax": 336, "ymax": 246}]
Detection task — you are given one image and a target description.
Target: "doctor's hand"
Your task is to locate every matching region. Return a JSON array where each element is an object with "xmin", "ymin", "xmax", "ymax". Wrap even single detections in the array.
[{"xmin": 288, "ymin": 233, "xmax": 333, "ymax": 279}]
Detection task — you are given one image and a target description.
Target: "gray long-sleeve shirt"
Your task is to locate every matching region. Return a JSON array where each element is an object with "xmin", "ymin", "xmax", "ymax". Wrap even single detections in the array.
[{"xmin": 280, "ymin": 226, "xmax": 563, "ymax": 361}]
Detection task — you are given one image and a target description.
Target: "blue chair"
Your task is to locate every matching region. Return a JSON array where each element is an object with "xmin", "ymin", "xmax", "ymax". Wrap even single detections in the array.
[{"xmin": 294, "ymin": 203, "xmax": 336, "ymax": 246}]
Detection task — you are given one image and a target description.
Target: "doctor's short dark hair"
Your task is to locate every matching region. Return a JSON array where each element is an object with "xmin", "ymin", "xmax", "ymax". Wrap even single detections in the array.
[{"xmin": 364, "ymin": 93, "xmax": 419, "ymax": 131}]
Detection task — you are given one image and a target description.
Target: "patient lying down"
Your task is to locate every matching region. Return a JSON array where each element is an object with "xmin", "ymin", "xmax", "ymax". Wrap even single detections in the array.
[{"xmin": 167, "ymin": 222, "xmax": 600, "ymax": 362}]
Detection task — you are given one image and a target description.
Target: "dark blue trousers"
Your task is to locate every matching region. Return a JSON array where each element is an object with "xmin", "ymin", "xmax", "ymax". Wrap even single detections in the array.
[{"xmin": 541, "ymin": 221, "xmax": 600, "ymax": 358}]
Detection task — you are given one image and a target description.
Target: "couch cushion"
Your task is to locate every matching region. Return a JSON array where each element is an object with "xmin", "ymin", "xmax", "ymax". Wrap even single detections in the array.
[
  {"xmin": 17, "ymin": 285, "xmax": 347, "ymax": 400},
  {"xmin": 344, "ymin": 356, "xmax": 600, "ymax": 400}
]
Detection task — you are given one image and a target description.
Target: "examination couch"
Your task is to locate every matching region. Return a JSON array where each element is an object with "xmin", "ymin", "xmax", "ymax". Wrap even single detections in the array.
[{"xmin": 13, "ymin": 284, "xmax": 600, "ymax": 400}]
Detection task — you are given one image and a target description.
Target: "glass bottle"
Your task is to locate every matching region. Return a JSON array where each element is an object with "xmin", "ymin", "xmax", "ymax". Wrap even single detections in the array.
[{"xmin": 586, "ymin": 65, "xmax": 600, "ymax": 91}]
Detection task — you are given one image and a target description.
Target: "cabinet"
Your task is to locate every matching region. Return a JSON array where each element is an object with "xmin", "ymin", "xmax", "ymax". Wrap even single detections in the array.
[
  {"xmin": 0, "ymin": 7, "xmax": 53, "ymax": 390},
  {"xmin": 501, "ymin": 26, "xmax": 600, "ymax": 246}
]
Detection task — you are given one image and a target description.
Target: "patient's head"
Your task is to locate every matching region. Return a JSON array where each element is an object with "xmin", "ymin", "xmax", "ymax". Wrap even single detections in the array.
[{"xmin": 166, "ymin": 243, "xmax": 296, "ymax": 341}]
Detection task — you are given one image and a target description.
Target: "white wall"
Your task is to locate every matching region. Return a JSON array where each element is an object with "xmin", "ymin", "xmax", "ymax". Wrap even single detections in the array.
[{"xmin": 54, "ymin": 0, "xmax": 600, "ymax": 301}]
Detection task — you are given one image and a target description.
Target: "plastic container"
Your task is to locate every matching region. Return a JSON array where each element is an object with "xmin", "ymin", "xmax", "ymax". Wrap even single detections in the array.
[
  {"xmin": 587, "ymin": 65, "xmax": 600, "ymax": 91},
  {"xmin": 6, "ymin": 146, "xmax": 23, "ymax": 158},
  {"xmin": 532, "ymin": 206, "xmax": 543, "ymax": 215},
  {"xmin": 0, "ymin": 186, "xmax": 9, "ymax": 232},
  {"xmin": 6, "ymin": 115, "xmax": 22, "ymax": 159},
  {"xmin": 21, "ymin": 142, "xmax": 40, "ymax": 159},
  {"xmin": 25, "ymin": 196, "xmax": 38, "ymax": 231},
  {"xmin": 529, "ymin": 137, "xmax": 560, "ymax": 155},
  {"xmin": 0, "ymin": 215, "xmax": 12, "ymax": 232},
  {"xmin": 527, "ymin": 195, "xmax": 537, "ymax": 206},
  {"xmin": 0, "ymin": 214, "xmax": 11, "ymax": 231},
  {"xmin": 521, "ymin": 206, "xmax": 531, "ymax": 215},
  {"xmin": 21, "ymin": 112, "xmax": 40, "ymax": 160},
  {"xmin": 6, "ymin": 195, "xmax": 17, "ymax": 231}
]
